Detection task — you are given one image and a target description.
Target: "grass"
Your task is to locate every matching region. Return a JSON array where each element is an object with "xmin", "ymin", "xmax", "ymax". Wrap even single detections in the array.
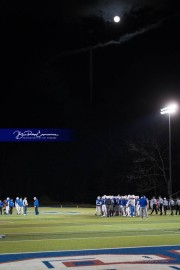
[{"xmin": 0, "ymin": 207, "xmax": 179, "ymax": 253}]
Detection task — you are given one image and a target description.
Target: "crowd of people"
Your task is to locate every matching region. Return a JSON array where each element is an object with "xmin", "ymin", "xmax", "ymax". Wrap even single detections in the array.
[
  {"xmin": 95, "ymin": 194, "xmax": 180, "ymax": 218},
  {"xmin": 149, "ymin": 196, "xmax": 180, "ymax": 215},
  {"xmin": 0, "ymin": 197, "xmax": 39, "ymax": 216}
]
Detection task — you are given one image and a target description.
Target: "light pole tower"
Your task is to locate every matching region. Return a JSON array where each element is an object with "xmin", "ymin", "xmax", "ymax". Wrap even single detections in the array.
[{"xmin": 160, "ymin": 104, "xmax": 177, "ymax": 196}]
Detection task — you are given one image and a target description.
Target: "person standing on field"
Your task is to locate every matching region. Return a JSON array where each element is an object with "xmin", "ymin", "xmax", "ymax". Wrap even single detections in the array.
[
  {"xmin": 175, "ymin": 197, "xmax": 180, "ymax": 215},
  {"xmin": 18, "ymin": 198, "xmax": 24, "ymax": 215},
  {"xmin": 163, "ymin": 198, "xmax": 168, "ymax": 215},
  {"xmin": 5, "ymin": 197, "xmax": 10, "ymax": 214},
  {"xmin": 15, "ymin": 197, "xmax": 20, "ymax": 215},
  {"xmin": 33, "ymin": 197, "xmax": 39, "ymax": 215},
  {"xmin": 128, "ymin": 195, "xmax": 136, "ymax": 218},
  {"xmin": 9, "ymin": 199, "xmax": 14, "ymax": 214},
  {"xmin": 158, "ymin": 196, "xmax": 163, "ymax": 215},
  {"xmin": 23, "ymin": 197, "xmax": 28, "ymax": 215},
  {"xmin": 169, "ymin": 197, "xmax": 175, "ymax": 215},
  {"xmin": 139, "ymin": 195, "xmax": 148, "ymax": 220},
  {"xmin": 95, "ymin": 196, "xmax": 102, "ymax": 216},
  {"xmin": 150, "ymin": 196, "xmax": 158, "ymax": 215},
  {"xmin": 0, "ymin": 200, "xmax": 3, "ymax": 215}
]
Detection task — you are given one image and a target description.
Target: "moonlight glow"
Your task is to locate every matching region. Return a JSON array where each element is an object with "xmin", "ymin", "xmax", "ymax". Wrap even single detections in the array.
[{"xmin": 114, "ymin": 15, "xmax": 120, "ymax": 23}]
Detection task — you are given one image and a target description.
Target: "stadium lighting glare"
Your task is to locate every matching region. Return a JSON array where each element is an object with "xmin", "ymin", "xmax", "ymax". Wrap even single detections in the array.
[
  {"xmin": 160, "ymin": 104, "xmax": 177, "ymax": 114},
  {"xmin": 160, "ymin": 103, "xmax": 178, "ymax": 196}
]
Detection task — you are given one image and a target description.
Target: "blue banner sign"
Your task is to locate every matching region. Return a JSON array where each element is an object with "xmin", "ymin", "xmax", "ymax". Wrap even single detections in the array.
[{"xmin": 0, "ymin": 129, "xmax": 75, "ymax": 142}]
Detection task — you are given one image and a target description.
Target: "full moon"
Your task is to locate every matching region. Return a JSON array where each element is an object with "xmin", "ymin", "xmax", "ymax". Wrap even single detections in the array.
[{"xmin": 114, "ymin": 16, "xmax": 120, "ymax": 23}]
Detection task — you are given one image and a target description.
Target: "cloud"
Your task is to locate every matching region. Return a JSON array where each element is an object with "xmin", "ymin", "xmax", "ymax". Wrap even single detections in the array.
[
  {"xmin": 80, "ymin": 0, "xmax": 169, "ymax": 22},
  {"xmin": 94, "ymin": 21, "xmax": 161, "ymax": 48},
  {"xmin": 52, "ymin": 19, "xmax": 162, "ymax": 61},
  {"xmin": 46, "ymin": 0, "xmax": 169, "ymax": 22},
  {"xmin": 51, "ymin": 9, "xmax": 179, "ymax": 62}
]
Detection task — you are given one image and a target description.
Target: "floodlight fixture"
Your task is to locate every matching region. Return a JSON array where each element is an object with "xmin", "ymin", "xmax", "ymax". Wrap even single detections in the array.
[{"xmin": 160, "ymin": 104, "xmax": 177, "ymax": 115}]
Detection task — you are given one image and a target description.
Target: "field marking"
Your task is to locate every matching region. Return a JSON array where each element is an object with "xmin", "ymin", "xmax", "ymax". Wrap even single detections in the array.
[
  {"xmin": 1, "ymin": 232, "xmax": 180, "ymax": 243},
  {"xmin": 0, "ymin": 243, "xmax": 180, "ymax": 255},
  {"xmin": 2, "ymin": 226, "xmax": 179, "ymax": 235},
  {"xmin": 3, "ymin": 243, "xmax": 180, "ymax": 251},
  {"xmin": 0, "ymin": 244, "xmax": 180, "ymax": 269},
  {"xmin": 1, "ymin": 227, "xmax": 180, "ymax": 238}
]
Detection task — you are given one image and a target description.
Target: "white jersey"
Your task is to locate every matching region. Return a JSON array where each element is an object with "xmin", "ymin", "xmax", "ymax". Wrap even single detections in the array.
[
  {"xmin": 176, "ymin": 199, "xmax": 180, "ymax": 206},
  {"xmin": 163, "ymin": 199, "xmax": 168, "ymax": 206}
]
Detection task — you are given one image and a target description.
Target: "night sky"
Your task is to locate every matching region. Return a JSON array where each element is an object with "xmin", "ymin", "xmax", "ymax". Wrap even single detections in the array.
[{"xmin": 1, "ymin": 0, "xmax": 180, "ymax": 203}]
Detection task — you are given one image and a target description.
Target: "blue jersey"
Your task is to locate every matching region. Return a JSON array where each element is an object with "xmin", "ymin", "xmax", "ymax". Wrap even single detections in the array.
[
  {"xmin": 122, "ymin": 198, "xmax": 128, "ymax": 206},
  {"xmin": 18, "ymin": 199, "xmax": 23, "ymax": 207},
  {"xmin": 101, "ymin": 198, "xmax": 106, "ymax": 205},
  {"xmin": 139, "ymin": 197, "xmax": 147, "ymax": 207},
  {"xmin": 34, "ymin": 199, "xmax": 39, "ymax": 207},
  {"xmin": 9, "ymin": 200, "xmax": 14, "ymax": 207},
  {"xmin": 96, "ymin": 199, "xmax": 102, "ymax": 206}
]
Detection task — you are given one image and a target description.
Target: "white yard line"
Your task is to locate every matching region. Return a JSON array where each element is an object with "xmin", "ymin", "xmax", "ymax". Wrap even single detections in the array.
[{"xmin": 1, "ymin": 232, "xmax": 180, "ymax": 243}]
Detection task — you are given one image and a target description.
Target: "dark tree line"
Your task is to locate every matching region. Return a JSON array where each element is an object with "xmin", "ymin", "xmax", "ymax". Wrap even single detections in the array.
[{"xmin": 126, "ymin": 135, "xmax": 180, "ymax": 198}]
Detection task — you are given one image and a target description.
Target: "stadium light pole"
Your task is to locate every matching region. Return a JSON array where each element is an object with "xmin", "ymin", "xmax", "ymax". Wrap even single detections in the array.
[
  {"xmin": 89, "ymin": 15, "xmax": 121, "ymax": 105},
  {"xmin": 160, "ymin": 103, "xmax": 178, "ymax": 196}
]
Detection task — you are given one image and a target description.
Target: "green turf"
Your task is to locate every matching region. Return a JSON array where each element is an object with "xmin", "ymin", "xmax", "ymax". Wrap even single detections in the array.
[{"xmin": 0, "ymin": 207, "xmax": 179, "ymax": 253}]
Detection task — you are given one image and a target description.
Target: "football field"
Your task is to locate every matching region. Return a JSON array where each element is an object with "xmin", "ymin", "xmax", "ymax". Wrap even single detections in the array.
[{"xmin": 0, "ymin": 207, "xmax": 180, "ymax": 269}]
